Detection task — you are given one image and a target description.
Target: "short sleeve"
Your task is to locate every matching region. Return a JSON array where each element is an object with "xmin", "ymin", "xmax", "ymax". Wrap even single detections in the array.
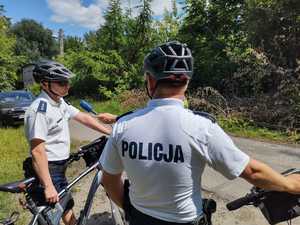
[
  {"xmin": 66, "ymin": 104, "xmax": 80, "ymax": 119},
  {"xmin": 25, "ymin": 110, "xmax": 48, "ymax": 142},
  {"xmin": 99, "ymin": 131, "xmax": 124, "ymax": 174},
  {"xmin": 206, "ymin": 123, "xmax": 250, "ymax": 179}
]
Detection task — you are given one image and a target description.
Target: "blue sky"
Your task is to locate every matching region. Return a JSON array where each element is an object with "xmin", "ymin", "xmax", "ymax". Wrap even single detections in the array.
[{"xmin": 1, "ymin": 0, "xmax": 180, "ymax": 37}]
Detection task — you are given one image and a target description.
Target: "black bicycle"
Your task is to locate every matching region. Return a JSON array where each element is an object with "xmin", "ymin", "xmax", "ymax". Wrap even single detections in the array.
[
  {"xmin": 227, "ymin": 168, "xmax": 300, "ymax": 225},
  {"xmin": 0, "ymin": 136, "xmax": 127, "ymax": 225}
]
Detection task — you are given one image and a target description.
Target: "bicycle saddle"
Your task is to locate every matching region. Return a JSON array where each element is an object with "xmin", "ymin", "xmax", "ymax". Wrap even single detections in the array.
[{"xmin": 0, "ymin": 177, "xmax": 36, "ymax": 193}]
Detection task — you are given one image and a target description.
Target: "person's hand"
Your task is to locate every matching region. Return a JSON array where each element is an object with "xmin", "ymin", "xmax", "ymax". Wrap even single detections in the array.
[
  {"xmin": 286, "ymin": 174, "xmax": 300, "ymax": 194},
  {"xmin": 44, "ymin": 184, "xmax": 59, "ymax": 203},
  {"xmin": 97, "ymin": 113, "xmax": 117, "ymax": 124}
]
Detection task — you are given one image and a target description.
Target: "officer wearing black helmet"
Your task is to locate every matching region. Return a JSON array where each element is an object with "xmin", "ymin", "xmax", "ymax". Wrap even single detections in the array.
[
  {"xmin": 100, "ymin": 41, "xmax": 300, "ymax": 225},
  {"xmin": 24, "ymin": 60, "xmax": 111, "ymax": 225}
]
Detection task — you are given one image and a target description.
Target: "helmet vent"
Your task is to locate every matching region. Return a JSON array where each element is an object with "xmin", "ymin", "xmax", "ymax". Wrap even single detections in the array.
[
  {"xmin": 53, "ymin": 69, "xmax": 63, "ymax": 74},
  {"xmin": 161, "ymin": 46, "xmax": 173, "ymax": 55},
  {"xmin": 62, "ymin": 68, "xmax": 69, "ymax": 73},
  {"xmin": 41, "ymin": 65, "xmax": 51, "ymax": 70}
]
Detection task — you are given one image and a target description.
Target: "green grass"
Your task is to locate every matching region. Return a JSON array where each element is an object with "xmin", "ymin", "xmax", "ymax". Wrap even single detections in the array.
[
  {"xmin": 0, "ymin": 126, "xmax": 28, "ymax": 220},
  {"xmin": 69, "ymin": 97, "xmax": 126, "ymax": 115},
  {"xmin": 0, "ymin": 126, "xmax": 85, "ymax": 222},
  {"xmin": 218, "ymin": 116, "xmax": 300, "ymax": 144}
]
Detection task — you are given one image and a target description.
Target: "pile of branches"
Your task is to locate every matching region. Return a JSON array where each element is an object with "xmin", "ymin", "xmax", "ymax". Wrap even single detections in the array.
[
  {"xmin": 188, "ymin": 87, "xmax": 230, "ymax": 117},
  {"xmin": 222, "ymin": 49, "xmax": 300, "ymax": 132}
]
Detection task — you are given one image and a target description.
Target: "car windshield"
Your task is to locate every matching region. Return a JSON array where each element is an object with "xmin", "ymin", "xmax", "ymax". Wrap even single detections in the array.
[{"xmin": 0, "ymin": 92, "xmax": 34, "ymax": 102}]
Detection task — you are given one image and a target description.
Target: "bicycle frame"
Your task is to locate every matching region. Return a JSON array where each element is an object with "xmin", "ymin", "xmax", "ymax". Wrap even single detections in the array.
[{"xmin": 27, "ymin": 162, "xmax": 104, "ymax": 225}]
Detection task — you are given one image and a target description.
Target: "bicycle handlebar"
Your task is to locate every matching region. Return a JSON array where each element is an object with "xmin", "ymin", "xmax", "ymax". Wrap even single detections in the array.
[
  {"xmin": 226, "ymin": 192, "xmax": 262, "ymax": 210},
  {"xmin": 227, "ymin": 168, "xmax": 300, "ymax": 212}
]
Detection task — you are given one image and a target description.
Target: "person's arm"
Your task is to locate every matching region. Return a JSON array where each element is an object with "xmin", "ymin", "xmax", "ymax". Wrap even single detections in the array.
[
  {"xmin": 31, "ymin": 139, "xmax": 59, "ymax": 203},
  {"xmin": 96, "ymin": 113, "xmax": 117, "ymax": 124},
  {"xmin": 240, "ymin": 159, "xmax": 300, "ymax": 194},
  {"xmin": 73, "ymin": 112, "xmax": 111, "ymax": 135},
  {"xmin": 101, "ymin": 170, "xmax": 124, "ymax": 208}
]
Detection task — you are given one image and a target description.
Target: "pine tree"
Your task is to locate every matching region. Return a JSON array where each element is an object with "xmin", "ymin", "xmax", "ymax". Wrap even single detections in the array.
[
  {"xmin": 127, "ymin": 0, "xmax": 153, "ymax": 63},
  {"xmin": 97, "ymin": 0, "xmax": 125, "ymax": 51}
]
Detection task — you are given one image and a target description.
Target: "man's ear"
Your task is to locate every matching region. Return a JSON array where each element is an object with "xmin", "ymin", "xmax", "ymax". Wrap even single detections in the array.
[
  {"xmin": 146, "ymin": 74, "xmax": 157, "ymax": 90},
  {"xmin": 40, "ymin": 81, "xmax": 48, "ymax": 90}
]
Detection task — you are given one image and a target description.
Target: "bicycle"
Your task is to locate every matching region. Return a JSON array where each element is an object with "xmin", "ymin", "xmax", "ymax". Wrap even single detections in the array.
[
  {"xmin": 227, "ymin": 168, "xmax": 300, "ymax": 225},
  {"xmin": 0, "ymin": 136, "xmax": 127, "ymax": 225}
]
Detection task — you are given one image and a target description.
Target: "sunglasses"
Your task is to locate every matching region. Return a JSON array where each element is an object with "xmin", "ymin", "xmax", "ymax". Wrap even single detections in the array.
[{"xmin": 54, "ymin": 80, "xmax": 70, "ymax": 87}]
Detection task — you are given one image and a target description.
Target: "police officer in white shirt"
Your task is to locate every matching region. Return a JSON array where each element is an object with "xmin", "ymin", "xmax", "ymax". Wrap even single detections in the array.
[
  {"xmin": 24, "ymin": 60, "xmax": 111, "ymax": 225},
  {"xmin": 99, "ymin": 41, "xmax": 300, "ymax": 225}
]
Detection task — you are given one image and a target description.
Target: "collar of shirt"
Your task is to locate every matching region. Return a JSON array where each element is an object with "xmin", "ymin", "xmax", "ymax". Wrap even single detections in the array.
[
  {"xmin": 39, "ymin": 90, "xmax": 62, "ymax": 106},
  {"xmin": 147, "ymin": 98, "xmax": 184, "ymax": 108}
]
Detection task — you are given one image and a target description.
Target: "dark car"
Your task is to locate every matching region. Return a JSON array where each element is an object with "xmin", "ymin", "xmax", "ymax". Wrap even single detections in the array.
[{"xmin": 0, "ymin": 90, "xmax": 35, "ymax": 126}]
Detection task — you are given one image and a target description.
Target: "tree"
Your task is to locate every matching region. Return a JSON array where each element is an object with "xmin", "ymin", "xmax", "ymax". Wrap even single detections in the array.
[
  {"xmin": 0, "ymin": 5, "xmax": 21, "ymax": 91},
  {"xmin": 179, "ymin": 0, "xmax": 247, "ymax": 89},
  {"xmin": 10, "ymin": 19, "xmax": 59, "ymax": 61},
  {"xmin": 126, "ymin": 0, "xmax": 154, "ymax": 64},
  {"xmin": 97, "ymin": 0, "xmax": 125, "ymax": 52},
  {"xmin": 245, "ymin": 0, "xmax": 300, "ymax": 68},
  {"xmin": 58, "ymin": 50, "xmax": 129, "ymax": 99},
  {"xmin": 64, "ymin": 36, "xmax": 84, "ymax": 52},
  {"xmin": 84, "ymin": 31, "xmax": 100, "ymax": 51},
  {"xmin": 153, "ymin": 0, "xmax": 180, "ymax": 43}
]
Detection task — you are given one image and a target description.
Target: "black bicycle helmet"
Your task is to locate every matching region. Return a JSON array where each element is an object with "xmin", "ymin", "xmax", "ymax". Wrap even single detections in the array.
[
  {"xmin": 33, "ymin": 60, "xmax": 75, "ymax": 83},
  {"xmin": 143, "ymin": 41, "xmax": 193, "ymax": 81}
]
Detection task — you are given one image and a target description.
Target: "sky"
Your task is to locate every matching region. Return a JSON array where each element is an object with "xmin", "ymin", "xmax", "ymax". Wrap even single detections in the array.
[{"xmin": 1, "ymin": 0, "xmax": 180, "ymax": 38}]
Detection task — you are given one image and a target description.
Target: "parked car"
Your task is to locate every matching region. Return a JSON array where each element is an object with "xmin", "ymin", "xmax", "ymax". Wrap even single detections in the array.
[{"xmin": 0, "ymin": 90, "xmax": 35, "ymax": 126}]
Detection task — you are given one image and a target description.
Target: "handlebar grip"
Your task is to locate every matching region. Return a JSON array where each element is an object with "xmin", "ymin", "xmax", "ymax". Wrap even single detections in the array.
[{"xmin": 226, "ymin": 196, "xmax": 252, "ymax": 211}]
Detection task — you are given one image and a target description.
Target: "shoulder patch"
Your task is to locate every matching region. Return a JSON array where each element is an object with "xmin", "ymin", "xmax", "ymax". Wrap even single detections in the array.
[
  {"xmin": 116, "ymin": 111, "xmax": 134, "ymax": 121},
  {"xmin": 192, "ymin": 111, "xmax": 216, "ymax": 123},
  {"xmin": 37, "ymin": 100, "xmax": 47, "ymax": 113}
]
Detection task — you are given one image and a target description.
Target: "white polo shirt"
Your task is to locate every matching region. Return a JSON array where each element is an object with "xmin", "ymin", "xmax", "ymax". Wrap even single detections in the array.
[
  {"xmin": 24, "ymin": 91, "xmax": 79, "ymax": 161},
  {"xmin": 100, "ymin": 98, "xmax": 249, "ymax": 223}
]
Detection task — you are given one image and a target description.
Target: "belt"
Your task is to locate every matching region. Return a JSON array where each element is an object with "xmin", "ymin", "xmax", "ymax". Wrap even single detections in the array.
[
  {"xmin": 48, "ymin": 159, "xmax": 68, "ymax": 174},
  {"xmin": 48, "ymin": 159, "xmax": 68, "ymax": 165},
  {"xmin": 130, "ymin": 205, "xmax": 206, "ymax": 225}
]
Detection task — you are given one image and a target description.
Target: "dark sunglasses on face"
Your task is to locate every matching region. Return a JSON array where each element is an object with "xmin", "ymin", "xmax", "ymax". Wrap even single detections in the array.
[{"xmin": 54, "ymin": 80, "xmax": 70, "ymax": 87}]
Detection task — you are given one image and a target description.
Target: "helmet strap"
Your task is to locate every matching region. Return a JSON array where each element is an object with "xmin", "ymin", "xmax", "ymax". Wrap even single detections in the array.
[
  {"xmin": 145, "ymin": 81, "xmax": 152, "ymax": 99},
  {"xmin": 46, "ymin": 81, "xmax": 65, "ymax": 99}
]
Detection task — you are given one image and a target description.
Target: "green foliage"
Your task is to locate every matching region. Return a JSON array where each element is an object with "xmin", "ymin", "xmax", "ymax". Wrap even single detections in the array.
[
  {"xmin": 64, "ymin": 36, "xmax": 84, "ymax": 52},
  {"xmin": 153, "ymin": 0, "xmax": 180, "ymax": 43},
  {"xmin": 179, "ymin": 0, "xmax": 248, "ymax": 89},
  {"xmin": 0, "ymin": 6, "xmax": 21, "ymax": 91},
  {"xmin": 125, "ymin": 0, "xmax": 154, "ymax": 64},
  {"xmin": 57, "ymin": 50, "xmax": 129, "ymax": 99},
  {"xmin": 10, "ymin": 19, "xmax": 59, "ymax": 61},
  {"xmin": 26, "ymin": 83, "xmax": 41, "ymax": 96},
  {"xmin": 245, "ymin": 0, "xmax": 300, "ymax": 68},
  {"xmin": 97, "ymin": 0, "xmax": 126, "ymax": 52}
]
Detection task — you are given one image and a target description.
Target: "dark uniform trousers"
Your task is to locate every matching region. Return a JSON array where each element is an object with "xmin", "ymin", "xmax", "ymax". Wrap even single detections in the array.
[{"xmin": 23, "ymin": 158, "xmax": 74, "ymax": 212}]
